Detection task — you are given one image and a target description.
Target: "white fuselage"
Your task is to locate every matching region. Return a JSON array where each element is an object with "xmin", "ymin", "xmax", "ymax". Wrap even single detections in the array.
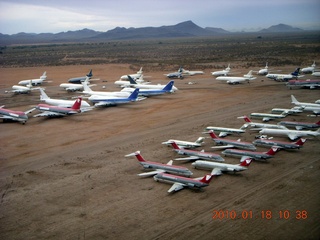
[
  {"xmin": 259, "ymin": 128, "xmax": 320, "ymax": 140},
  {"xmin": 19, "ymin": 78, "xmax": 44, "ymax": 86},
  {"xmin": 42, "ymin": 98, "xmax": 90, "ymax": 108},
  {"xmin": 192, "ymin": 160, "xmax": 247, "ymax": 172},
  {"xmin": 60, "ymin": 83, "xmax": 84, "ymax": 91},
  {"xmin": 206, "ymin": 126, "xmax": 245, "ymax": 134}
]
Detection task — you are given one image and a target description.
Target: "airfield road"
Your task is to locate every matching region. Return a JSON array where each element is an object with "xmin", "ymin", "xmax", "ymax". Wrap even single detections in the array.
[{"xmin": 0, "ymin": 64, "xmax": 319, "ymax": 240}]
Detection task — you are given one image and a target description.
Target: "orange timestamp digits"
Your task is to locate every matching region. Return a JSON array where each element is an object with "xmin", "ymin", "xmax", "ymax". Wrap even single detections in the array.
[{"xmin": 212, "ymin": 210, "xmax": 308, "ymax": 220}]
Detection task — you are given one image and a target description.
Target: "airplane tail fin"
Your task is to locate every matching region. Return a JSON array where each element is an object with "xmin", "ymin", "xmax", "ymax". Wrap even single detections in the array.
[
  {"xmin": 238, "ymin": 115, "xmax": 251, "ymax": 123},
  {"xmin": 127, "ymin": 151, "xmax": 146, "ymax": 162},
  {"xmin": 266, "ymin": 146, "xmax": 279, "ymax": 156},
  {"xmin": 291, "ymin": 95, "xmax": 299, "ymax": 105},
  {"xmin": 39, "ymin": 88, "xmax": 49, "ymax": 100},
  {"xmin": 199, "ymin": 174, "xmax": 214, "ymax": 184},
  {"xmin": 291, "ymin": 68, "xmax": 300, "ymax": 76},
  {"xmin": 81, "ymin": 79, "xmax": 92, "ymax": 92},
  {"xmin": 128, "ymin": 75, "xmax": 138, "ymax": 84},
  {"xmin": 195, "ymin": 137, "xmax": 205, "ymax": 144},
  {"xmin": 163, "ymin": 80, "xmax": 174, "ymax": 92},
  {"xmin": 71, "ymin": 98, "xmax": 82, "ymax": 110},
  {"xmin": 169, "ymin": 141, "xmax": 180, "ymax": 150},
  {"xmin": 239, "ymin": 157, "xmax": 253, "ymax": 167},
  {"xmin": 316, "ymin": 121, "xmax": 320, "ymax": 126},
  {"xmin": 294, "ymin": 138, "xmax": 306, "ymax": 146},
  {"xmin": 40, "ymin": 71, "xmax": 47, "ymax": 80},
  {"xmin": 128, "ymin": 88, "xmax": 139, "ymax": 101},
  {"xmin": 86, "ymin": 69, "xmax": 93, "ymax": 78},
  {"xmin": 137, "ymin": 67, "xmax": 143, "ymax": 74},
  {"xmin": 207, "ymin": 130, "xmax": 219, "ymax": 139}
]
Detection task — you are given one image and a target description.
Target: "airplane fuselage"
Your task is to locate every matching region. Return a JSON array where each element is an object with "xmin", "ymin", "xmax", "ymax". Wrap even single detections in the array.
[
  {"xmin": 36, "ymin": 104, "xmax": 80, "ymax": 115},
  {"xmin": 19, "ymin": 78, "xmax": 44, "ymax": 86},
  {"xmin": 153, "ymin": 173, "xmax": 209, "ymax": 189},
  {"xmin": 212, "ymin": 138, "xmax": 256, "ymax": 150},
  {"xmin": 192, "ymin": 160, "xmax": 247, "ymax": 172},
  {"xmin": 140, "ymin": 161, "xmax": 192, "ymax": 177},
  {"xmin": 278, "ymin": 121, "xmax": 320, "ymax": 130},
  {"xmin": 253, "ymin": 139, "xmax": 302, "ymax": 150},
  {"xmin": 174, "ymin": 149, "xmax": 224, "ymax": 162},
  {"xmin": 0, "ymin": 108, "xmax": 28, "ymax": 122},
  {"xmin": 222, "ymin": 149, "xmax": 273, "ymax": 160},
  {"xmin": 206, "ymin": 126, "xmax": 245, "ymax": 134},
  {"xmin": 259, "ymin": 128, "xmax": 320, "ymax": 140}
]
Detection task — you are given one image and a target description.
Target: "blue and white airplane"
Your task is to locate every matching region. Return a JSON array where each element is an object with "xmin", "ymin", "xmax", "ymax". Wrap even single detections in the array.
[
  {"xmin": 68, "ymin": 69, "xmax": 93, "ymax": 84},
  {"xmin": 89, "ymin": 88, "xmax": 141, "ymax": 107},
  {"xmin": 121, "ymin": 80, "xmax": 175, "ymax": 96}
]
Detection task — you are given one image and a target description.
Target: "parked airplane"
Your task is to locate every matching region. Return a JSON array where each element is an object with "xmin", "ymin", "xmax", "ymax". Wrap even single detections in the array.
[
  {"xmin": 205, "ymin": 126, "xmax": 246, "ymax": 137},
  {"xmin": 169, "ymin": 141, "xmax": 224, "ymax": 162},
  {"xmin": 165, "ymin": 67, "xmax": 183, "ymax": 79},
  {"xmin": 120, "ymin": 67, "xmax": 143, "ymax": 80},
  {"xmin": 82, "ymin": 79, "xmax": 130, "ymax": 97},
  {"xmin": 250, "ymin": 112, "xmax": 288, "ymax": 122},
  {"xmin": 291, "ymin": 95, "xmax": 320, "ymax": 108},
  {"xmin": 181, "ymin": 67, "xmax": 204, "ymax": 76},
  {"xmin": 301, "ymin": 61, "xmax": 316, "ymax": 73},
  {"xmin": 125, "ymin": 151, "xmax": 193, "ymax": 177},
  {"xmin": 122, "ymin": 76, "xmax": 178, "ymax": 91},
  {"xmin": 206, "ymin": 130, "xmax": 256, "ymax": 150},
  {"xmin": 278, "ymin": 120, "xmax": 320, "ymax": 130},
  {"xmin": 39, "ymin": 88, "xmax": 91, "ymax": 108},
  {"xmin": 68, "ymin": 69, "xmax": 93, "ymax": 83},
  {"xmin": 59, "ymin": 82, "xmax": 85, "ymax": 92},
  {"xmin": 191, "ymin": 157, "xmax": 252, "ymax": 175},
  {"xmin": 34, "ymin": 97, "xmax": 82, "ymax": 117},
  {"xmin": 253, "ymin": 138, "xmax": 306, "ymax": 150},
  {"xmin": 162, "ymin": 137, "xmax": 205, "ymax": 149},
  {"xmin": 259, "ymin": 128, "xmax": 320, "ymax": 141},
  {"xmin": 311, "ymin": 71, "xmax": 320, "ymax": 77},
  {"xmin": 114, "ymin": 76, "xmax": 149, "ymax": 87},
  {"xmin": 153, "ymin": 172, "xmax": 215, "ymax": 193},
  {"xmin": 0, "ymin": 106, "xmax": 35, "ymax": 124},
  {"xmin": 89, "ymin": 88, "xmax": 141, "ymax": 107},
  {"xmin": 211, "ymin": 64, "xmax": 231, "ymax": 76},
  {"xmin": 238, "ymin": 115, "xmax": 288, "ymax": 130},
  {"xmin": 121, "ymin": 80, "xmax": 175, "ymax": 96},
  {"xmin": 286, "ymin": 79, "xmax": 320, "ymax": 89},
  {"xmin": 216, "ymin": 70, "xmax": 256, "ymax": 84},
  {"xmin": 271, "ymin": 108, "xmax": 303, "ymax": 115},
  {"xmin": 18, "ymin": 72, "xmax": 47, "ymax": 85},
  {"xmin": 6, "ymin": 80, "xmax": 38, "ymax": 94},
  {"xmin": 266, "ymin": 68, "xmax": 302, "ymax": 82},
  {"xmin": 221, "ymin": 146, "xmax": 279, "ymax": 161},
  {"xmin": 258, "ymin": 62, "xmax": 269, "ymax": 75}
]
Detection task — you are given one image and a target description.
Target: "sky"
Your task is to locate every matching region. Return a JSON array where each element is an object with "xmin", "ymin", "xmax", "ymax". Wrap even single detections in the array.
[{"xmin": 0, "ymin": 0, "xmax": 319, "ymax": 34}]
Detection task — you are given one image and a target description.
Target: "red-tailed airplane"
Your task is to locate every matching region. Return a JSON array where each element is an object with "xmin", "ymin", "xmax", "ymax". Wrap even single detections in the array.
[
  {"xmin": 153, "ymin": 172, "xmax": 215, "ymax": 193},
  {"xmin": 125, "ymin": 151, "xmax": 193, "ymax": 177},
  {"xmin": 253, "ymin": 138, "xmax": 306, "ymax": 150},
  {"xmin": 34, "ymin": 97, "xmax": 83, "ymax": 117},
  {"xmin": 221, "ymin": 146, "xmax": 279, "ymax": 161},
  {"xmin": 238, "ymin": 115, "xmax": 287, "ymax": 130},
  {"xmin": 0, "ymin": 106, "xmax": 35, "ymax": 124},
  {"xmin": 206, "ymin": 130, "xmax": 256, "ymax": 150},
  {"xmin": 169, "ymin": 141, "xmax": 224, "ymax": 162}
]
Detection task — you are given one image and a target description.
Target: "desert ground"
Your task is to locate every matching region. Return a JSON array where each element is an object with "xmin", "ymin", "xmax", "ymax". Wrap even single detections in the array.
[{"xmin": 0, "ymin": 64, "xmax": 319, "ymax": 240}]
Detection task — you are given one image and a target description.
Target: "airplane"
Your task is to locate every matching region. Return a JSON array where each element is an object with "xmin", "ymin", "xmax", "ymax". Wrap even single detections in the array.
[
  {"xmin": 258, "ymin": 62, "xmax": 269, "ymax": 75},
  {"xmin": 206, "ymin": 130, "xmax": 256, "ymax": 150},
  {"xmin": 168, "ymin": 141, "xmax": 225, "ymax": 162},
  {"xmin": 216, "ymin": 70, "xmax": 256, "ymax": 84},
  {"xmin": 291, "ymin": 95, "xmax": 320, "ymax": 108},
  {"xmin": 89, "ymin": 88, "xmax": 141, "ymax": 107},
  {"xmin": 0, "ymin": 106, "xmax": 35, "ymax": 124},
  {"xmin": 18, "ymin": 71, "xmax": 47, "ymax": 86},
  {"xmin": 286, "ymin": 79, "xmax": 320, "ymax": 89},
  {"xmin": 114, "ymin": 75, "xmax": 149, "ymax": 87},
  {"xmin": 59, "ymin": 82, "xmax": 87, "ymax": 92},
  {"xmin": 238, "ymin": 115, "xmax": 289, "ymax": 130},
  {"xmin": 249, "ymin": 112, "xmax": 288, "ymax": 122},
  {"xmin": 125, "ymin": 151, "xmax": 193, "ymax": 177},
  {"xmin": 211, "ymin": 64, "xmax": 231, "ymax": 76},
  {"xmin": 253, "ymin": 138, "xmax": 306, "ymax": 150},
  {"xmin": 278, "ymin": 120, "xmax": 320, "ymax": 130},
  {"xmin": 120, "ymin": 80, "xmax": 175, "ymax": 96},
  {"xmin": 191, "ymin": 157, "xmax": 253, "ymax": 176},
  {"xmin": 271, "ymin": 108, "xmax": 303, "ymax": 115},
  {"xmin": 81, "ymin": 79, "xmax": 130, "ymax": 97},
  {"xmin": 34, "ymin": 97, "xmax": 83, "ymax": 117},
  {"xmin": 180, "ymin": 67, "xmax": 204, "ymax": 76},
  {"xmin": 162, "ymin": 137, "xmax": 205, "ymax": 149},
  {"xmin": 5, "ymin": 80, "xmax": 39, "ymax": 94},
  {"xmin": 221, "ymin": 146, "xmax": 279, "ymax": 161},
  {"xmin": 119, "ymin": 76, "xmax": 178, "ymax": 91},
  {"xmin": 311, "ymin": 71, "xmax": 320, "ymax": 77},
  {"xmin": 153, "ymin": 172, "xmax": 215, "ymax": 193},
  {"xmin": 120, "ymin": 67, "xmax": 143, "ymax": 80},
  {"xmin": 259, "ymin": 128, "xmax": 320, "ymax": 141},
  {"xmin": 301, "ymin": 61, "xmax": 316, "ymax": 74},
  {"xmin": 265, "ymin": 68, "xmax": 303, "ymax": 82},
  {"xmin": 68, "ymin": 69, "xmax": 93, "ymax": 83},
  {"xmin": 39, "ymin": 88, "xmax": 91, "ymax": 108},
  {"xmin": 205, "ymin": 126, "xmax": 246, "ymax": 137},
  {"xmin": 165, "ymin": 67, "xmax": 184, "ymax": 79}
]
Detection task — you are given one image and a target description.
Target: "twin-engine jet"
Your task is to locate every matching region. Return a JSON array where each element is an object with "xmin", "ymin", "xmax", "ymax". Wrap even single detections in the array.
[
  {"xmin": 125, "ymin": 151, "xmax": 193, "ymax": 177},
  {"xmin": 291, "ymin": 95, "xmax": 320, "ymax": 108},
  {"xmin": 238, "ymin": 115, "xmax": 288, "ymax": 130},
  {"xmin": 278, "ymin": 120, "xmax": 320, "ymax": 130},
  {"xmin": 169, "ymin": 141, "xmax": 224, "ymax": 162},
  {"xmin": 18, "ymin": 72, "xmax": 47, "ymax": 86},
  {"xmin": 286, "ymin": 79, "xmax": 320, "ymax": 90},
  {"xmin": 221, "ymin": 146, "xmax": 279, "ymax": 161},
  {"xmin": 259, "ymin": 128, "xmax": 320, "ymax": 141},
  {"xmin": 249, "ymin": 112, "xmax": 288, "ymax": 122},
  {"xmin": 216, "ymin": 70, "xmax": 256, "ymax": 84},
  {"xmin": 253, "ymin": 138, "xmax": 306, "ymax": 150},
  {"xmin": 162, "ymin": 137, "xmax": 205, "ymax": 149},
  {"xmin": 205, "ymin": 126, "xmax": 246, "ymax": 137},
  {"xmin": 192, "ymin": 157, "xmax": 252, "ymax": 176},
  {"xmin": 0, "ymin": 106, "xmax": 35, "ymax": 124}
]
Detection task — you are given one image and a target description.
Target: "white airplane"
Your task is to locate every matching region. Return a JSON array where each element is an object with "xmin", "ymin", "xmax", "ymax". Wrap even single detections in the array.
[
  {"xmin": 278, "ymin": 120, "xmax": 320, "ymax": 130},
  {"xmin": 125, "ymin": 151, "xmax": 193, "ymax": 177},
  {"xmin": 181, "ymin": 67, "xmax": 204, "ymax": 76},
  {"xmin": 266, "ymin": 68, "xmax": 302, "ymax": 82},
  {"xmin": 153, "ymin": 172, "xmax": 215, "ymax": 193},
  {"xmin": 162, "ymin": 137, "xmax": 205, "ymax": 149},
  {"xmin": 206, "ymin": 130, "xmax": 256, "ymax": 150},
  {"xmin": 169, "ymin": 141, "xmax": 225, "ymax": 162},
  {"xmin": 39, "ymin": 88, "xmax": 91, "ymax": 108},
  {"xmin": 34, "ymin": 97, "xmax": 83, "ymax": 118},
  {"xmin": 253, "ymin": 138, "xmax": 306, "ymax": 150},
  {"xmin": 250, "ymin": 112, "xmax": 288, "ymax": 122},
  {"xmin": 114, "ymin": 75, "xmax": 149, "ymax": 87},
  {"xmin": 121, "ymin": 80, "xmax": 175, "ymax": 96},
  {"xmin": 120, "ymin": 67, "xmax": 143, "ymax": 80},
  {"xmin": 192, "ymin": 157, "xmax": 252, "ymax": 176},
  {"xmin": 81, "ymin": 79, "xmax": 130, "ymax": 97},
  {"xmin": 120, "ymin": 76, "xmax": 178, "ymax": 91},
  {"xmin": 0, "ymin": 106, "xmax": 35, "ymax": 124},
  {"xmin": 211, "ymin": 64, "xmax": 231, "ymax": 76},
  {"xmin": 205, "ymin": 125, "xmax": 246, "ymax": 137},
  {"xmin": 258, "ymin": 62, "xmax": 269, "ymax": 75},
  {"xmin": 216, "ymin": 70, "xmax": 256, "ymax": 84},
  {"xmin": 311, "ymin": 71, "xmax": 320, "ymax": 77},
  {"xmin": 271, "ymin": 108, "xmax": 303, "ymax": 115},
  {"xmin": 301, "ymin": 61, "xmax": 316, "ymax": 74},
  {"xmin": 259, "ymin": 128, "xmax": 320, "ymax": 141},
  {"xmin": 18, "ymin": 72, "xmax": 47, "ymax": 85},
  {"xmin": 238, "ymin": 115, "xmax": 288, "ymax": 130},
  {"xmin": 222, "ymin": 146, "xmax": 279, "ymax": 161},
  {"xmin": 291, "ymin": 95, "xmax": 320, "ymax": 108},
  {"xmin": 5, "ymin": 80, "xmax": 39, "ymax": 94},
  {"xmin": 89, "ymin": 88, "xmax": 141, "ymax": 107}
]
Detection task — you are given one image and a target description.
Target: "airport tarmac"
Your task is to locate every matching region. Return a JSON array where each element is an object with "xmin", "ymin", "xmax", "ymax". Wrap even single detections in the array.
[{"xmin": 0, "ymin": 64, "xmax": 319, "ymax": 239}]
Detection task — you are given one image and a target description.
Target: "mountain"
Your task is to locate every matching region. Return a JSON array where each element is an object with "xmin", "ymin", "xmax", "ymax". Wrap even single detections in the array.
[{"xmin": 259, "ymin": 24, "xmax": 303, "ymax": 32}]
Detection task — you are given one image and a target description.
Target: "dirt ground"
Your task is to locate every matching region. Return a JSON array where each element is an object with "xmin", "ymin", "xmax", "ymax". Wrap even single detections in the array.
[{"xmin": 0, "ymin": 64, "xmax": 319, "ymax": 240}]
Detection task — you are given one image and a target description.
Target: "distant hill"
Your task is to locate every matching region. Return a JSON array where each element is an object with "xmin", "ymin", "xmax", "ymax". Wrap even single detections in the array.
[{"xmin": 259, "ymin": 24, "xmax": 303, "ymax": 32}]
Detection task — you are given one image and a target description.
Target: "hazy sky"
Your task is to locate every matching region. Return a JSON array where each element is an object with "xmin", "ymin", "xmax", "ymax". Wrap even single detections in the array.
[{"xmin": 0, "ymin": 0, "xmax": 319, "ymax": 34}]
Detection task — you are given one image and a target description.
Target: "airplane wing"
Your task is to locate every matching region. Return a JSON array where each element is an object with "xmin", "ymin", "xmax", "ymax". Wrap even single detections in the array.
[
  {"xmin": 211, "ymin": 144, "xmax": 234, "ymax": 149},
  {"xmin": 262, "ymin": 117, "xmax": 271, "ymax": 122},
  {"xmin": 219, "ymin": 132, "xmax": 228, "ymax": 137},
  {"xmin": 211, "ymin": 168, "xmax": 223, "ymax": 176},
  {"xmin": 168, "ymin": 182, "xmax": 185, "ymax": 193},
  {"xmin": 174, "ymin": 156, "xmax": 200, "ymax": 161},
  {"xmin": 138, "ymin": 169, "xmax": 165, "ymax": 177},
  {"xmin": 33, "ymin": 111, "xmax": 65, "ymax": 117},
  {"xmin": 288, "ymin": 133, "xmax": 299, "ymax": 141}
]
